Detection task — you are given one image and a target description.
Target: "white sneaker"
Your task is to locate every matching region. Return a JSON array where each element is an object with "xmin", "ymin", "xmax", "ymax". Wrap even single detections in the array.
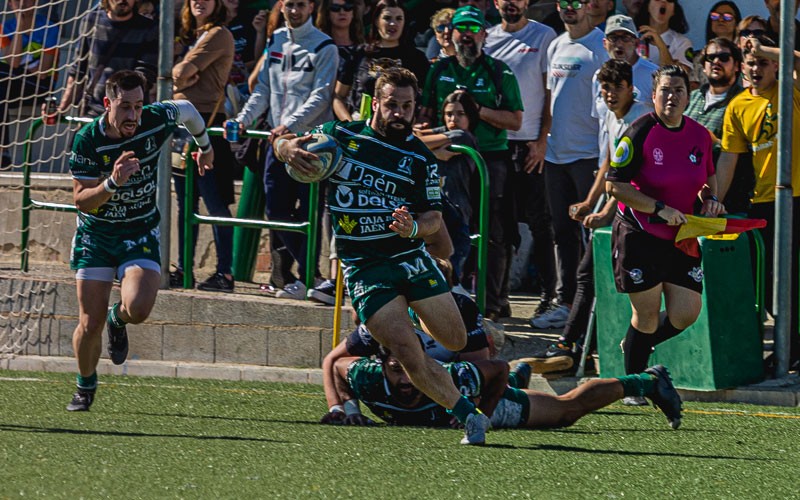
[
  {"xmin": 460, "ymin": 412, "xmax": 490, "ymax": 445},
  {"xmin": 622, "ymin": 396, "xmax": 649, "ymax": 406},
  {"xmin": 307, "ymin": 279, "xmax": 336, "ymax": 305},
  {"xmin": 529, "ymin": 304, "xmax": 570, "ymax": 329},
  {"xmin": 275, "ymin": 280, "xmax": 307, "ymax": 300}
]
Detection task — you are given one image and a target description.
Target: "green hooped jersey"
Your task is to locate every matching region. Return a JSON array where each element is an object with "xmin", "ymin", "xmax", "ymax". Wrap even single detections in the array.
[
  {"xmin": 315, "ymin": 120, "xmax": 442, "ymax": 264},
  {"xmin": 69, "ymin": 102, "xmax": 180, "ymax": 234}
]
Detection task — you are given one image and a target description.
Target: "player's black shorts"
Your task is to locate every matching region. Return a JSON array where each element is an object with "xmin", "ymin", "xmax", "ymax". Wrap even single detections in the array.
[{"xmin": 611, "ymin": 218, "xmax": 704, "ymax": 294}]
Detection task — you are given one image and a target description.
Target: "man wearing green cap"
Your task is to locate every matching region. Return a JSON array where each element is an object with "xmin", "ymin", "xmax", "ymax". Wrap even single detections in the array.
[{"xmin": 420, "ymin": 5, "xmax": 524, "ymax": 322}]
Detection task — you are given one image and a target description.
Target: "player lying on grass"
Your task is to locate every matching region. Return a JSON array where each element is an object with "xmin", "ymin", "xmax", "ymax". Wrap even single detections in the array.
[{"xmin": 321, "ymin": 351, "xmax": 684, "ymax": 430}]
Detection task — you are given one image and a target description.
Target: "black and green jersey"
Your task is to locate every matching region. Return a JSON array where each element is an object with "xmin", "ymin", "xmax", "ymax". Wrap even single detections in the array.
[
  {"xmin": 69, "ymin": 102, "xmax": 180, "ymax": 234},
  {"xmin": 315, "ymin": 120, "xmax": 442, "ymax": 264},
  {"xmin": 422, "ymin": 55, "xmax": 523, "ymax": 152},
  {"xmin": 347, "ymin": 357, "xmax": 483, "ymax": 427}
]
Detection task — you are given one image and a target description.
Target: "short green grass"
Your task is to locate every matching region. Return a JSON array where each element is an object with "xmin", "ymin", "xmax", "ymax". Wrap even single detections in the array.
[{"xmin": 1, "ymin": 370, "xmax": 799, "ymax": 499}]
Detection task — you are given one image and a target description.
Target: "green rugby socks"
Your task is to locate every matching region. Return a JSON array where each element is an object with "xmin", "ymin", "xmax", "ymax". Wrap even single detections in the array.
[
  {"xmin": 616, "ymin": 373, "xmax": 657, "ymax": 398},
  {"xmin": 448, "ymin": 395, "xmax": 479, "ymax": 424},
  {"xmin": 108, "ymin": 302, "xmax": 127, "ymax": 329},
  {"xmin": 76, "ymin": 372, "xmax": 97, "ymax": 391}
]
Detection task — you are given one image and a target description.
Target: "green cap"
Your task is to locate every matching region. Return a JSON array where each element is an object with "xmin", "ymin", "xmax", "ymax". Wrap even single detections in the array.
[{"xmin": 452, "ymin": 6, "xmax": 486, "ymax": 27}]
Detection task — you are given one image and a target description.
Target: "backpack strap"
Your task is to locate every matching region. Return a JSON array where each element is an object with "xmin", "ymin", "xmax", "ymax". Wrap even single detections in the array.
[{"xmin": 479, "ymin": 55, "xmax": 505, "ymax": 108}]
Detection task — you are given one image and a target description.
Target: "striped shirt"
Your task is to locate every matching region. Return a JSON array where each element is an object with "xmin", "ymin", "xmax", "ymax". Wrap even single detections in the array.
[
  {"xmin": 69, "ymin": 102, "xmax": 179, "ymax": 235},
  {"xmin": 69, "ymin": 9, "xmax": 158, "ymax": 111},
  {"xmin": 315, "ymin": 120, "xmax": 442, "ymax": 264}
]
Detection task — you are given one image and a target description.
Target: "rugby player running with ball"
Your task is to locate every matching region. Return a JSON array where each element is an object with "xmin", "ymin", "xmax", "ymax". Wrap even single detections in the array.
[{"xmin": 276, "ymin": 67, "xmax": 491, "ymax": 445}]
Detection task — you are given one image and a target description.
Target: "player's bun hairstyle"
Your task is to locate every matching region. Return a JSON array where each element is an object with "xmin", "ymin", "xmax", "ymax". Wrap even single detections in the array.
[
  {"xmin": 105, "ymin": 70, "xmax": 148, "ymax": 99},
  {"xmin": 651, "ymin": 64, "xmax": 690, "ymax": 94},
  {"xmin": 441, "ymin": 91, "xmax": 480, "ymax": 133},
  {"xmin": 597, "ymin": 59, "xmax": 633, "ymax": 88},
  {"xmin": 373, "ymin": 67, "xmax": 419, "ymax": 99}
]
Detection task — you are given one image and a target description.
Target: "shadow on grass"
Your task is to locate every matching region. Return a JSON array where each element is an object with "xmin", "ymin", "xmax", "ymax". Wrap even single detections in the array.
[
  {"xmin": 125, "ymin": 410, "xmax": 322, "ymax": 426},
  {"xmin": 482, "ymin": 442, "xmax": 772, "ymax": 460},
  {"xmin": 0, "ymin": 423, "xmax": 286, "ymax": 443}
]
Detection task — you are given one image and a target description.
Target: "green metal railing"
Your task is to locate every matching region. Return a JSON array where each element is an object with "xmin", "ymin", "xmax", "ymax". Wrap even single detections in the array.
[
  {"xmin": 181, "ymin": 127, "xmax": 320, "ymax": 294},
  {"xmin": 20, "ymin": 115, "xmax": 93, "ymax": 272},
  {"xmin": 18, "ymin": 119, "xmax": 491, "ymax": 313},
  {"xmin": 449, "ymin": 144, "xmax": 489, "ymax": 314}
]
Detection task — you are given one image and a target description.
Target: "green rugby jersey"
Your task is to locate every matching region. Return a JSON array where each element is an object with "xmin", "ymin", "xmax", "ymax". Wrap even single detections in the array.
[
  {"xmin": 422, "ymin": 55, "xmax": 523, "ymax": 152},
  {"xmin": 315, "ymin": 120, "xmax": 442, "ymax": 264},
  {"xmin": 69, "ymin": 102, "xmax": 180, "ymax": 234}
]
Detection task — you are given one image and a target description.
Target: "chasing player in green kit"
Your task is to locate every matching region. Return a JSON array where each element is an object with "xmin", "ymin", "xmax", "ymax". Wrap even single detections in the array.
[
  {"xmin": 67, "ymin": 70, "xmax": 214, "ymax": 411},
  {"xmin": 276, "ymin": 67, "xmax": 492, "ymax": 445}
]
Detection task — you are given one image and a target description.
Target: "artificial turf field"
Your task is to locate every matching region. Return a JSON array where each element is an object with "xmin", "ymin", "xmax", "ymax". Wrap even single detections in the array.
[{"xmin": 1, "ymin": 370, "xmax": 799, "ymax": 499}]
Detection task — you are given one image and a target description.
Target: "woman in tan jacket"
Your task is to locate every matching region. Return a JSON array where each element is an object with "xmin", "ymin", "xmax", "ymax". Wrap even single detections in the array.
[{"xmin": 171, "ymin": 0, "xmax": 236, "ymax": 292}]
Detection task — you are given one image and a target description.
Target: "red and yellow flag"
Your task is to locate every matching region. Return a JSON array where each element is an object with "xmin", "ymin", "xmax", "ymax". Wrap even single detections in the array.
[{"xmin": 675, "ymin": 215, "xmax": 767, "ymax": 257}]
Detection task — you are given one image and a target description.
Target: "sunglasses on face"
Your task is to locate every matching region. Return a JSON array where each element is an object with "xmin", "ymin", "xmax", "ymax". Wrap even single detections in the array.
[
  {"xmin": 740, "ymin": 29, "xmax": 766, "ymax": 38},
  {"xmin": 558, "ymin": 0, "xmax": 586, "ymax": 9},
  {"xmin": 709, "ymin": 12, "xmax": 735, "ymax": 22},
  {"xmin": 453, "ymin": 24, "xmax": 482, "ymax": 34},
  {"xmin": 704, "ymin": 52, "xmax": 732, "ymax": 63},
  {"xmin": 329, "ymin": 3, "xmax": 354, "ymax": 12},
  {"xmin": 435, "ymin": 23, "xmax": 452, "ymax": 33}
]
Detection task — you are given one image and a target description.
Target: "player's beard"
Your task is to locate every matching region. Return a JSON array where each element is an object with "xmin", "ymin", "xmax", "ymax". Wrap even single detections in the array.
[
  {"xmin": 392, "ymin": 381, "xmax": 422, "ymax": 406},
  {"xmin": 374, "ymin": 109, "xmax": 414, "ymax": 141}
]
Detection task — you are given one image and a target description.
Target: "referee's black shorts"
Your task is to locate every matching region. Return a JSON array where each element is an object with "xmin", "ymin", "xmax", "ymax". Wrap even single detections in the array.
[{"xmin": 611, "ymin": 218, "xmax": 704, "ymax": 294}]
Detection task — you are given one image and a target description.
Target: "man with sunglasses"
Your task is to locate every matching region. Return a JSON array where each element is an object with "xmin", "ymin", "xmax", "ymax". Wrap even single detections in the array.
[
  {"xmin": 421, "ymin": 5, "xmax": 524, "ymax": 322},
  {"xmin": 718, "ymin": 35, "xmax": 800, "ymax": 373},
  {"xmin": 684, "ymin": 37, "xmax": 748, "ymax": 214},
  {"xmin": 483, "ymin": 0, "xmax": 558, "ymax": 324},
  {"xmin": 535, "ymin": 0, "xmax": 608, "ymax": 329}
]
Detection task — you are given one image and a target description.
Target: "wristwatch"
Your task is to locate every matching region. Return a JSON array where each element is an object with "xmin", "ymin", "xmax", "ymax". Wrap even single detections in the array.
[{"xmin": 654, "ymin": 200, "xmax": 665, "ymax": 215}]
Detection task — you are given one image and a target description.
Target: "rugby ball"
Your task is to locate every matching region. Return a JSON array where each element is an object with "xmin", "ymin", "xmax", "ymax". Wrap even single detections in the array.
[{"xmin": 285, "ymin": 133, "xmax": 343, "ymax": 183}]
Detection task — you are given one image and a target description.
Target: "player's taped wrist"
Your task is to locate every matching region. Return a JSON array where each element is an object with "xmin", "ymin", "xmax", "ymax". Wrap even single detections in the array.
[
  {"xmin": 103, "ymin": 177, "xmax": 118, "ymax": 193},
  {"xmin": 343, "ymin": 399, "xmax": 361, "ymax": 417},
  {"xmin": 329, "ymin": 404, "xmax": 344, "ymax": 414},
  {"xmin": 408, "ymin": 220, "xmax": 418, "ymax": 239}
]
